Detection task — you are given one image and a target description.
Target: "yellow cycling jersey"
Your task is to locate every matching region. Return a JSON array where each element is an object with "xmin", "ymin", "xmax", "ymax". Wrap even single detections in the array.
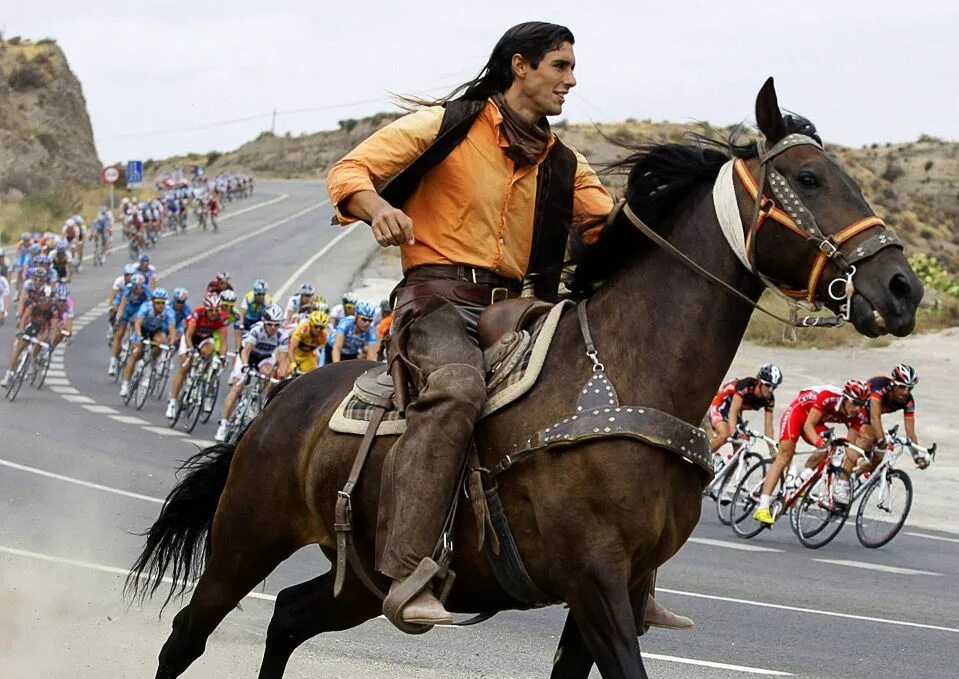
[{"xmin": 290, "ymin": 320, "xmax": 327, "ymax": 355}]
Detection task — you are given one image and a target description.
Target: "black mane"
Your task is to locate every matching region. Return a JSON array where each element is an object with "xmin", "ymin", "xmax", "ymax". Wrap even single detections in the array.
[{"xmin": 568, "ymin": 116, "xmax": 819, "ymax": 296}]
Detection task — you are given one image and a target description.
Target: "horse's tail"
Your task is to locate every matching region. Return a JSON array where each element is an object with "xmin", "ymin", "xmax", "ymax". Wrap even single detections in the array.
[{"xmin": 124, "ymin": 440, "xmax": 237, "ymax": 609}]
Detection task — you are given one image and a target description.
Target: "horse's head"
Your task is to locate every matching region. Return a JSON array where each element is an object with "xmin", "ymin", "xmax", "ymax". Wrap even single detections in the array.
[{"xmin": 738, "ymin": 78, "xmax": 922, "ymax": 337}]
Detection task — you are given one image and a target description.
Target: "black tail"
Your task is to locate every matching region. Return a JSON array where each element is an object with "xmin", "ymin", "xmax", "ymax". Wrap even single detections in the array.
[{"xmin": 125, "ymin": 442, "xmax": 236, "ymax": 609}]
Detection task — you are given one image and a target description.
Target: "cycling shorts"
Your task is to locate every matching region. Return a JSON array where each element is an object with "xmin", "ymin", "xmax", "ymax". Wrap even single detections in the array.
[
  {"xmin": 292, "ymin": 350, "xmax": 319, "ymax": 373},
  {"xmin": 708, "ymin": 404, "xmax": 745, "ymax": 429},
  {"xmin": 778, "ymin": 402, "xmax": 831, "ymax": 445},
  {"xmin": 131, "ymin": 327, "xmax": 167, "ymax": 344},
  {"xmin": 178, "ymin": 334, "xmax": 215, "ymax": 356},
  {"xmin": 229, "ymin": 351, "xmax": 274, "ymax": 383}
]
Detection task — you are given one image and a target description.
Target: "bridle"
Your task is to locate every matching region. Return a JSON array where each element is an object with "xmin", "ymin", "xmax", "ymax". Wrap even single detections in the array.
[{"xmin": 619, "ymin": 132, "xmax": 903, "ymax": 328}]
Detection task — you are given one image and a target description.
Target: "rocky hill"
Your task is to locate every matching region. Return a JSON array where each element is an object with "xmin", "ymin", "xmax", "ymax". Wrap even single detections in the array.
[{"xmin": 0, "ymin": 36, "xmax": 101, "ymax": 198}]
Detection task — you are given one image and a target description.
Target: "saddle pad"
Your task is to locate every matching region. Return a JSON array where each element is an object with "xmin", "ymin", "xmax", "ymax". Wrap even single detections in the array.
[{"xmin": 329, "ymin": 301, "xmax": 571, "ymax": 436}]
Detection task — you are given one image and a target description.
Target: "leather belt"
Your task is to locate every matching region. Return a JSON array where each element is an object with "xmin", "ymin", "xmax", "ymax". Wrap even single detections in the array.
[
  {"xmin": 406, "ymin": 264, "xmax": 521, "ymax": 292},
  {"xmin": 395, "ymin": 279, "xmax": 519, "ymax": 310}
]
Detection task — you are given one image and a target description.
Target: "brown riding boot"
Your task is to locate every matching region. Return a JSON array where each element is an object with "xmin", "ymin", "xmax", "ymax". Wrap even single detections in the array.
[
  {"xmin": 389, "ymin": 580, "xmax": 453, "ymax": 626},
  {"xmin": 645, "ymin": 594, "xmax": 695, "ymax": 630}
]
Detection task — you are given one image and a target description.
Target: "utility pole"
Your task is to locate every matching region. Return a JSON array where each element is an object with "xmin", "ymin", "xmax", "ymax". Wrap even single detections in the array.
[{"xmin": 271, "ymin": 108, "xmax": 277, "ymax": 135}]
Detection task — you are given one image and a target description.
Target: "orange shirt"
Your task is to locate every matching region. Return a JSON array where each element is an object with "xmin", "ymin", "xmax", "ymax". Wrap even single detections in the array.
[
  {"xmin": 326, "ymin": 99, "xmax": 612, "ymax": 282},
  {"xmin": 376, "ymin": 315, "xmax": 392, "ymax": 340}
]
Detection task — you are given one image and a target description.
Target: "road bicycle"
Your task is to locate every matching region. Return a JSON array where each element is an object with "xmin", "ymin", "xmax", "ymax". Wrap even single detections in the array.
[
  {"xmin": 729, "ymin": 433, "xmax": 860, "ymax": 547},
  {"xmin": 223, "ymin": 366, "xmax": 278, "ymax": 444},
  {"xmin": 703, "ymin": 425, "xmax": 777, "ymax": 525},
  {"xmin": 853, "ymin": 425, "xmax": 937, "ymax": 548},
  {"xmin": 124, "ymin": 340, "xmax": 172, "ymax": 410},
  {"xmin": 5, "ymin": 333, "xmax": 50, "ymax": 402},
  {"xmin": 170, "ymin": 352, "xmax": 224, "ymax": 433}
]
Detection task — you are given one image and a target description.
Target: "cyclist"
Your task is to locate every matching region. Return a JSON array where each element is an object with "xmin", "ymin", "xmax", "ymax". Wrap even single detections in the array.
[
  {"xmin": 18, "ymin": 266, "xmax": 53, "ymax": 319},
  {"xmin": 218, "ymin": 288, "xmax": 243, "ymax": 351},
  {"xmin": 51, "ymin": 283, "xmax": 75, "ymax": 349},
  {"xmin": 329, "ymin": 301, "xmax": 378, "ymax": 363},
  {"xmin": 286, "ymin": 308, "xmax": 330, "ymax": 374},
  {"xmin": 51, "ymin": 240, "xmax": 73, "ymax": 282},
  {"xmin": 137, "ymin": 253, "xmax": 158, "ymax": 288},
  {"xmin": 374, "ymin": 300, "xmax": 393, "ymax": 360},
  {"xmin": 110, "ymin": 273, "xmax": 153, "ymax": 376},
  {"xmin": 284, "ymin": 283, "xmax": 316, "ymax": 324},
  {"xmin": 93, "ymin": 207, "xmax": 113, "ymax": 257},
  {"xmin": 165, "ymin": 293, "xmax": 229, "ymax": 419},
  {"xmin": 329, "ymin": 291, "xmax": 357, "ymax": 329},
  {"xmin": 240, "ymin": 279, "xmax": 273, "ymax": 331},
  {"xmin": 171, "ymin": 287, "xmax": 192, "ymax": 344},
  {"xmin": 853, "ymin": 363, "xmax": 923, "ymax": 472},
  {"xmin": 214, "ymin": 303, "xmax": 285, "ymax": 442},
  {"xmin": 206, "ymin": 272, "xmax": 233, "ymax": 294},
  {"xmin": 708, "ymin": 363, "xmax": 781, "ymax": 457},
  {"xmin": 753, "ymin": 380, "xmax": 870, "ymax": 526},
  {"xmin": 120, "ymin": 288, "xmax": 176, "ymax": 398},
  {"xmin": 1, "ymin": 285, "xmax": 55, "ymax": 388},
  {"xmin": 0, "ymin": 246, "xmax": 8, "ymax": 280}
]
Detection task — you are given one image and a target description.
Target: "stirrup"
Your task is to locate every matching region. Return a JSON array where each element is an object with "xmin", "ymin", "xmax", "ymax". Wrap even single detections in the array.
[{"xmin": 382, "ymin": 558, "xmax": 446, "ymax": 635}]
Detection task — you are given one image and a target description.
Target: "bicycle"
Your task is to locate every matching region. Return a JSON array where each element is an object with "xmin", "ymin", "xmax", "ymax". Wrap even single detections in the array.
[
  {"xmin": 703, "ymin": 425, "xmax": 777, "ymax": 526},
  {"xmin": 113, "ymin": 334, "xmax": 132, "ymax": 384},
  {"xmin": 170, "ymin": 350, "xmax": 209, "ymax": 432},
  {"xmin": 151, "ymin": 344, "xmax": 175, "ymax": 401},
  {"xmin": 126, "ymin": 340, "xmax": 172, "ymax": 410},
  {"xmin": 729, "ymin": 433, "xmax": 858, "ymax": 547},
  {"xmin": 223, "ymin": 366, "xmax": 277, "ymax": 444},
  {"xmin": 198, "ymin": 353, "xmax": 228, "ymax": 424},
  {"xmin": 5, "ymin": 334, "xmax": 50, "ymax": 402},
  {"xmin": 853, "ymin": 425, "xmax": 937, "ymax": 548}
]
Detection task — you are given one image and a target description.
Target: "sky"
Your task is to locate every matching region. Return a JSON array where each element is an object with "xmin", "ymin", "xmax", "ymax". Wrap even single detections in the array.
[{"xmin": 4, "ymin": 1, "xmax": 958, "ymax": 166}]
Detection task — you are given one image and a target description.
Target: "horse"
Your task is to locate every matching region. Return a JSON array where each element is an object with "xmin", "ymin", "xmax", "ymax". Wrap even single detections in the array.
[{"xmin": 127, "ymin": 79, "xmax": 922, "ymax": 679}]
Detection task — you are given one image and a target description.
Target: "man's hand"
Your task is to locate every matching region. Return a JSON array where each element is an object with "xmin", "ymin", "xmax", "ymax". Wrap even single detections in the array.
[{"xmin": 370, "ymin": 204, "xmax": 415, "ymax": 247}]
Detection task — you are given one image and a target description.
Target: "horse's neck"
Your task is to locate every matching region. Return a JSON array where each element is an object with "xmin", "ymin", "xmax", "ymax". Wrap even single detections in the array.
[{"xmin": 586, "ymin": 188, "xmax": 761, "ymax": 423}]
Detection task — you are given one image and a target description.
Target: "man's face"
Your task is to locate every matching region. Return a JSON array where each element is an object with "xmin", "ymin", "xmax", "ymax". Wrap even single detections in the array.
[
  {"xmin": 264, "ymin": 322, "xmax": 279, "ymax": 336},
  {"xmin": 892, "ymin": 384, "xmax": 912, "ymax": 402},
  {"xmin": 518, "ymin": 42, "xmax": 576, "ymax": 117},
  {"xmin": 356, "ymin": 315, "xmax": 372, "ymax": 329},
  {"xmin": 843, "ymin": 399, "xmax": 864, "ymax": 417},
  {"xmin": 758, "ymin": 383, "xmax": 774, "ymax": 400},
  {"xmin": 153, "ymin": 300, "xmax": 167, "ymax": 314}
]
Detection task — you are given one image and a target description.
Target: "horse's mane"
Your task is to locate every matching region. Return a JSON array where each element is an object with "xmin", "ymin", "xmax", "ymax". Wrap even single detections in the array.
[{"xmin": 568, "ymin": 115, "xmax": 819, "ymax": 296}]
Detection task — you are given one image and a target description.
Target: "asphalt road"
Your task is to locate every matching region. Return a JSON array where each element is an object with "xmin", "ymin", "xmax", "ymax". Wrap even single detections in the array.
[{"xmin": 1, "ymin": 180, "xmax": 957, "ymax": 678}]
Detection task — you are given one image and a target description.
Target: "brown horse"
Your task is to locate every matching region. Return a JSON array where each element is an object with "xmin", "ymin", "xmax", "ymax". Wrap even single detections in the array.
[{"xmin": 128, "ymin": 79, "xmax": 922, "ymax": 679}]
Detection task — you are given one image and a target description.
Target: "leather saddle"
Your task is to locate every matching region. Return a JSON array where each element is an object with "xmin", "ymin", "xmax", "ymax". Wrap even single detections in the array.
[{"xmin": 353, "ymin": 298, "xmax": 553, "ymax": 411}]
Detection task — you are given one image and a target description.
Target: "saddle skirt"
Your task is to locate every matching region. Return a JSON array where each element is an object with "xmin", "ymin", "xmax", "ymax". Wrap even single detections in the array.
[{"xmin": 329, "ymin": 301, "xmax": 570, "ymax": 436}]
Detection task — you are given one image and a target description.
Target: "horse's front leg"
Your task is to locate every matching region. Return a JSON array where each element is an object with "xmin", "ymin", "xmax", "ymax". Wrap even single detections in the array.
[{"xmin": 560, "ymin": 567, "xmax": 647, "ymax": 679}]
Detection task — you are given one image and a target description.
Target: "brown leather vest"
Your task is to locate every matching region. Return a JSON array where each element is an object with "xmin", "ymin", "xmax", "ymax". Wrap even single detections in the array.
[{"xmin": 377, "ymin": 99, "xmax": 577, "ymax": 301}]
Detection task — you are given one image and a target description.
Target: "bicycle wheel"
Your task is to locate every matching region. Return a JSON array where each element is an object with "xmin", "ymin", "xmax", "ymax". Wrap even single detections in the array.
[
  {"xmin": 123, "ymin": 360, "xmax": 142, "ymax": 406},
  {"xmin": 170, "ymin": 375, "xmax": 192, "ymax": 428},
  {"xmin": 183, "ymin": 378, "xmax": 205, "ymax": 433},
  {"xmin": 134, "ymin": 361, "xmax": 153, "ymax": 410},
  {"xmin": 35, "ymin": 348, "xmax": 51, "ymax": 389},
  {"xmin": 792, "ymin": 468, "xmax": 852, "ymax": 549},
  {"xmin": 200, "ymin": 375, "xmax": 220, "ymax": 424},
  {"xmin": 6, "ymin": 352, "xmax": 30, "ymax": 401},
  {"xmin": 153, "ymin": 355, "xmax": 171, "ymax": 400},
  {"xmin": 856, "ymin": 470, "xmax": 913, "ymax": 548},
  {"xmin": 730, "ymin": 460, "xmax": 774, "ymax": 539},
  {"xmin": 113, "ymin": 342, "xmax": 129, "ymax": 384},
  {"xmin": 716, "ymin": 453, "xmax": 765, "ymax": 526}
]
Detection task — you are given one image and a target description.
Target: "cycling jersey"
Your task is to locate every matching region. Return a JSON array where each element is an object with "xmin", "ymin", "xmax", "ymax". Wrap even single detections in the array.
[
  {"xmin": 779, "ymin": 385, "xmax": 864, "ymax": 444},
  {"xmin": 329, "ymin": 316, "xmax": 377, "ymax": 356},
  {"xmin": 24, "ymin": 303, "xmax": 56, "ymax": 333},
  {"xmin": 120, "ymin": 284, "xmax": 153, "ymax": 321},
  {"xmin": 173, "ymin": 301, "xmax": 193, "ymax": 333},
  {"xmin": 291, "ymin": 320, "xmax": 328, "ymax": 353},
  {"xmin": 866, "ymin": 376, "xmax": 916, "ymax": 420},
  {"xmin": 135, "ymin": 301, "xmax": 176, "ymax": 336},
  {"xmin": 186, "ymin": 308, "xmax": 228, "ymax": 342},
  {"xmin": 52, "ymin": 253, "xmax": 70, "ymax": 279},
  {"xmin": 285, "ymin": 294, "xmax": 312, "ymax": 318},
  {"xmin": 243, "ymin": 321, "xmax": 282, "ymax": 360},
  {"xmin": 55, "ymin": 298, "xmax": 75, "ymax": 321},
  {"xmin": 241, "ymin": 291, "xmax": 273, "ymax": 329},
  {"xmin": 137, "ymin": 264, "xmax": 157, "ymax": 283},
  {"xmin": 709, "ymin": 377, "xmax": 774, "ymax": 426}
]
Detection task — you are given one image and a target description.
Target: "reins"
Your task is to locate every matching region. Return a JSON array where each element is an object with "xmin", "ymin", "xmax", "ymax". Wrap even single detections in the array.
[{"xmin": 617, "ymin": 133, "xmax": 903, "ymax": 329}]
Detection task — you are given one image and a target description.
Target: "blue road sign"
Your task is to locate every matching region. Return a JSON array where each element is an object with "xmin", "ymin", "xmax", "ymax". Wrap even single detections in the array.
[{"xmin": 127, "ymin": 160, "xmax": 143, "ymax": 184}]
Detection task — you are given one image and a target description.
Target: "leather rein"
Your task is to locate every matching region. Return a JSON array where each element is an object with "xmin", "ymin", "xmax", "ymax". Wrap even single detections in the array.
[{"xmin": 618, "ymin": 133, "xmax": 903, "ymax": 328}]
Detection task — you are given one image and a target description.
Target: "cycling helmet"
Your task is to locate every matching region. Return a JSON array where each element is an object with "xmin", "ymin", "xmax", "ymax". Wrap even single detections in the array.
[
  {"xmin": 73, "ymin": 215, "xmax": 85, "ymax": 224},
  {"xmin": 263, "ymin": 304, "xmax": 284, "ymax": 324},
  {"xmin": 308, "ymin": 309, "xmax": 329, "ymax": 328},
  {"xmin": 219, "ymin": 289, "xmax": 237, "ymax": 304},
  {"xmin": 173, "ymin": 287, "xmax": 189, "ymax": 302},
  {"xmin": 40, "ymin": 284, "xmax": 54, "ymax": 298},
  {"xmin": 297, "ymin": 283, "xmax": 316, "ymax": 296},
  {"xmin": 252, "ymin": 279, "xmax": 269, "ymax": 294},
  {"xmin": 342, "ymin": 291, "xmax": 357, "ymax": 305},
  {"xmin": 380, "ymin": 299, "xmax": 391, "ymax": 314},
  {"xmin": 55, "ymin": 239, "xmax": 68, "ymax": 251},
  {"xmin": 65, "ymin": 217, "xmax": 77, "ymax": 227},
  {"xmin": 131, "ymin": 273, "xmax": 146, "ymax": 287},
  {"xmin": 312, "ymin": 299, "xmax": 330, "ymax": 314},
  {"xmin": 216, "ymin": 271, "xmax": 231, "ymax": 282},
  {"xmin": 54, "ymin": 283, "xmax": 70, "ymax": 299},
  {"xmin": 29, "ymin": 243, "xmax": 41, "ymax": 254},
  {"xmin": 891, "ymin": 363, "xmax": 919, "ymax": 387},
  {"xmin": 152, "ymin": 288, "xmax": 169, "ymax": 301},
  {"xmin": 138, "ymin": 253, "xmax": 150, "ymax": 264},
  {"xmin": 21, "ymin": 232, "xmax": 30, "ymax": 242},
  {"xmin": 842, "ymin": 379, "xmax": 870, "ymax": 407},
  {"xmin": 758, "ymin": 363, "xmax": 783, "ymax": 387},
  {"xmin": 204, "ymin": 293, "xmax": 221, "ymax": 309},
  {"xmin": 30, "ymin": 267, "xmax": 45, "ymax": 280},
  {"xmin": 123, "ymin": 263, "xmax": 137, "ymax": 275},
  {"xmin": 355, "ymin": 301, "xmax": 375, "ymax": 320}
]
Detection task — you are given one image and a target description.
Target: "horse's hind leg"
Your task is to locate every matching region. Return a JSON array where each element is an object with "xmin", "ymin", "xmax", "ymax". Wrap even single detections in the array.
[
  {"xmin": 259, "ymin": 571, "xmax": 381, "ymax": 679},
  {"xmin": 156, "ymin": 546, "xmax": 291, "ymax": 678}
]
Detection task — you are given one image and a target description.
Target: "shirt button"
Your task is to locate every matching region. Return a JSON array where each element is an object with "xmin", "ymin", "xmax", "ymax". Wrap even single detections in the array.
[{"xmin": 499, "ymin": 237, "xmax": 505, "ymax": 244}]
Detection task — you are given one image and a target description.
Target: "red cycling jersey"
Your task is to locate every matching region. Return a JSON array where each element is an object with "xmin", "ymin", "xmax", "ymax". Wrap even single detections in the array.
[
  {"xmin": 186, "ymin": 308, "xmax": 228, "ymax": 342},
  {"xmin": 778, "ymin": 385, "xmax": 865, "ymax": 445}
]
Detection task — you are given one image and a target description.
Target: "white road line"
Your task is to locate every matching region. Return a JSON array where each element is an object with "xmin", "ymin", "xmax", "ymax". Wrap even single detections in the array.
[
  {"xmin": 110, "ymin": 415, "xmax": 149, "ymax": 425},
  {"xmin": 83, "ymin": 404, "xmax": 120, "ymax": 414},
  {"xmin": 686, "ymin": 537, "xmax": 784, "ymax": 553},
  {"xmin": 658, "ymin": 587, "xmax": 959, "ymax": 633},
  {"xmin": 46, "ymin": 369, "xmax": 67, "ymax": 377},
  {"xmin": 48, "ymin": 386, "xmax": 80, "ymax": 395},
  {"xmin": 641, "ymin": 653, "xmax": 792, "ymax": 676},
  {"xmin": 143, "ymin": 426, "xmax": 186, "ymax": 437},
  {"xmin": 0, "ymin": 458, "xmax": 163, "ymax": 504},
  {"xmin": 62, "ymin": 395, "xmax": 96, "ymax": 404},
  {"xmin": 0, "ymin": 545, "xmax": 276, "ymax": 603},
  {"xmin": 906, "ymin": 531, "xmax": 959, "ymax": 545},
  {"xmin": 43, "ymin": 377, "xmax": 71, "ymax": 386},
  {"xmin": 813, "ymin": 559, "xmax": 942, "ymax": 576},
  {"xmin": 273, "ymin": 222, "xmax": 361, "ymax": 298},
  {"xmin": 184, "ymin": 439, "xmax": 215, "ymax": 449}
]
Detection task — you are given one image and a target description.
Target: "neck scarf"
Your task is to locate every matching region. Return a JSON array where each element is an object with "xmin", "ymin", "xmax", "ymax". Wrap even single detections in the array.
[{"xmin": 492, "ymin": 93, "xmax": 551, "ymax": 167}]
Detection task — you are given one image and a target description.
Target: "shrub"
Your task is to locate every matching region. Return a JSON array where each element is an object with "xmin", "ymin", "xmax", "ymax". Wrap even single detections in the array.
[
  {"xmin": 924, "ymin": 160, "xmax": 934, "ymax": 172},
  {"xmin": 36, "ymin": 132, "xmax": 58, "ymax": 154},
  {"xmin": 7, "ymin": 63, "xmax": 45, "ymax": 91},
  {"xmin": 206, "ymin": 151, "xmax": 222, "ymax": 166},
  {"xmin": 37, "ymin": 37, "xmax": 56, "ymax": 45},
  {"xmin": 8, "ymin": 36, "xmax": 22, "ymax": 45},
  {"xmin": 20, "ymin": 187, "xmax": 82, "ymax": 221},
  {"xmin": 909, "ymin": 252, "xmax": 959, "ymax": 297},
  {"xmin": 882, "ymin": 163, "xmax": 904, "ymax": 183}
]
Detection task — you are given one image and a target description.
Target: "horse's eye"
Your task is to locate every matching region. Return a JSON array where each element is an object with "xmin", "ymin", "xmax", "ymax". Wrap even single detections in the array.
[{"xmin": 798, "ymin": 171, "xmax": 819, "ymax": 188}]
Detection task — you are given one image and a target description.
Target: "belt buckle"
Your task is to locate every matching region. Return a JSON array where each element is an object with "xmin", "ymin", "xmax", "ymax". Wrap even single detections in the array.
[{"xmin": 490, "ymin": 287, "xmax": 508, "ymax": 304}]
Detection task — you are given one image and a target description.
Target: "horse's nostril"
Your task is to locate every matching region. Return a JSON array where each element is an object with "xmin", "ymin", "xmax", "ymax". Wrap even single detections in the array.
[{"xmin": 889, "ymin": 272, "xmax": 912, "ymax": 299}]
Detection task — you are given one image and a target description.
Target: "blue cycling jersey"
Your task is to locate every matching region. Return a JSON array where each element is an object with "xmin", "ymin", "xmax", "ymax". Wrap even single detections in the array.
[
  {"xmin": 173, "ymin": 301, "xmax": 193, "ymax": 332},
  {"xmin": 329, "ymin": 316, "xmax": 377, "ymax": 355},
  {"xmin": 135, "ymin": 301, "xmax": 175, "ymax": 335},
  {"xmin": 121, "ymin": 284, "xmax": 153, "ymax": 317}
]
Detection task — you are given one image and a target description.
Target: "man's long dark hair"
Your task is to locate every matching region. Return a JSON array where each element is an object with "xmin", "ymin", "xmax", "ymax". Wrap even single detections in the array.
[{"xmin": 408, "ymin": 22, "xmax": 574, "ymax": 106}]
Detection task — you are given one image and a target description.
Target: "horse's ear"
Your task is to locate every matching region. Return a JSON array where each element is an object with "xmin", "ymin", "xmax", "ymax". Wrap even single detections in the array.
[{"xmin": 755, "ymin": 77, "xmax": 787, "ymax": 145}]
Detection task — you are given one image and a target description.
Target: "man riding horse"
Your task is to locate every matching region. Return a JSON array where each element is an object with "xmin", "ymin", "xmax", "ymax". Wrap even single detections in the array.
[{"xmin": 326, "ymin": 20, "xmax": 690, "ymax": 630}]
